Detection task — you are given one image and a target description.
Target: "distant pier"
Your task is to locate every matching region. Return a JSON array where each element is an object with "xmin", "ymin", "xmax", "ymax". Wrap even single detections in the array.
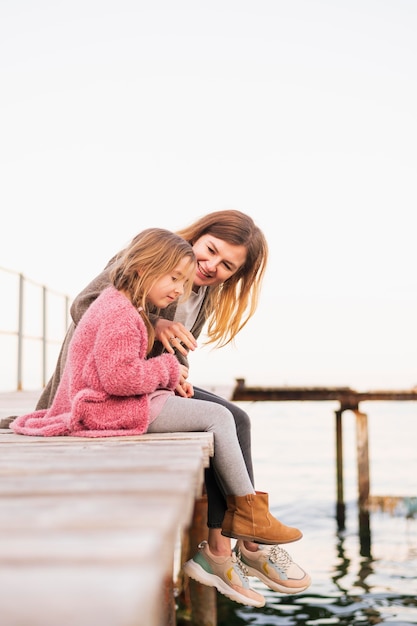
[
  {"xmin": 232, "ymin": 378, "xmax": 417, "ymax": 408},
  {"xmin": 232, "ymin": 379, "xmax": 417, "ymax": 555}
]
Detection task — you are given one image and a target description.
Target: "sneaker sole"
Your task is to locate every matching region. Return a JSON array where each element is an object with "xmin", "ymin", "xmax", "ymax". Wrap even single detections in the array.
[
  {"xmin": 183, "ymin": 560, "xmax": 266, "ymax": 608},
  {"xmin": 244, "ymin": 564, "xmax": 311, "ymax": 594}
]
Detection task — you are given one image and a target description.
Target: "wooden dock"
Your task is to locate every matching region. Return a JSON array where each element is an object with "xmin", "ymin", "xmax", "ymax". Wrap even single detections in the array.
[{"xmin": 0, "ymin": 390, "xmax": 214, "ymax": 626}]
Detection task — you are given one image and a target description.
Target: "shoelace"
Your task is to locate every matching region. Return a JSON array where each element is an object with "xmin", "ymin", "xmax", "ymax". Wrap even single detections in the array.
[
  {"xmin": 232, "ymin": 552, "xmax": 249, "ymax": 585},
  {"xmin": 231, "ymin": 550, "xmax": 250, "ymax": 579},
  {"xmin": 268, "ymin": 545, "xmax": 292, "ymax": 571}
]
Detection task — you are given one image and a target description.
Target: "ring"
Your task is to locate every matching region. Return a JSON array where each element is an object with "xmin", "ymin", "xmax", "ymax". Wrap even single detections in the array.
[{"xmin": 169, "ymin": 336, "xmax": 176, "ymax": 343}]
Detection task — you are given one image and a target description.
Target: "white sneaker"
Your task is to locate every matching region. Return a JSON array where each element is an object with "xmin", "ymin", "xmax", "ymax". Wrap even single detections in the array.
[{"xmin": 235, "ymin": 540, "xmax": 311, "ymax": 594}]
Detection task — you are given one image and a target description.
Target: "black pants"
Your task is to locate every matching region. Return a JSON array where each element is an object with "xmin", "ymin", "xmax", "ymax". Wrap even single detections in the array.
[{"xmin": 193, "ymin": 386, "xmax": 255, "ymax": 528}]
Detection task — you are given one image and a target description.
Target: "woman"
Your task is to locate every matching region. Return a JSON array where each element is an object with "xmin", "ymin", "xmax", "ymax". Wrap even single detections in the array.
[{"xmin": 35, "ymin": 211, "xmax": 310, "ymax": 604}]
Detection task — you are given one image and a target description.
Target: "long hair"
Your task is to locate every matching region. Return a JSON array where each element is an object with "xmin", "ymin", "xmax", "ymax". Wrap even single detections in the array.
[
  {"xmin": 110, "ymin": 228, "xmax": 196, "ymax": 353},
  {"xmin": 176, "ymin": 210, "xmax": 268, "ymax": 347}
]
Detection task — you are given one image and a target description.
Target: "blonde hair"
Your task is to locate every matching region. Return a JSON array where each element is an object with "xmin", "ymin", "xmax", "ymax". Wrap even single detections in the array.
[
  {"xmin": 176, "ymin": 210, "xmax": 268, "ymax": 347},
  {"xmin": 111, "ymin": 228, "xmax": 196, "ymax": 352}
]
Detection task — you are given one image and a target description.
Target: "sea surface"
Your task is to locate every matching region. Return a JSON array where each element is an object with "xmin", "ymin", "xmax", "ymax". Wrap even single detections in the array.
[{"xmin": 213, "ymin": 399, "xmax": 417, "ymax": 626}]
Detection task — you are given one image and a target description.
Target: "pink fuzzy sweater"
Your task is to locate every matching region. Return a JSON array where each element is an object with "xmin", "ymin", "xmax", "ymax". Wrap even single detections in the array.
[{"xmin": 11, "ymin": 287, "xmax": 181, "ymax": 437}]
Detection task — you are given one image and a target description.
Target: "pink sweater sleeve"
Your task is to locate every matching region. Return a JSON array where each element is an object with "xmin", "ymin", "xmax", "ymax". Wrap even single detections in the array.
[{"xmin": 86, "ymin": 304, "xmax": 181, "ymax": 396}]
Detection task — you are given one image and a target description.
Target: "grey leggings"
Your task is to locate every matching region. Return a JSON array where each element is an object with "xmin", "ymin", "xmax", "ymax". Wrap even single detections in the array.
[
  {"xmin": 147, "ymin": 395, "xmax": 255, "ymax": 498},
  {"xmin": 192, "ymin": 387, "xmax": 254, "ymax": 528}
]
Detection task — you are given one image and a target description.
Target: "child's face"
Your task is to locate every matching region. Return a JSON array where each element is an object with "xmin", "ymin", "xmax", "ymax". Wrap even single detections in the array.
[
  {"xmin": 147, "ymin": 257, "xmax": 195, "ymax": 308},
  {"xmin": 192, "ymin": 234, "xmax": 247, "ymax": 288}
]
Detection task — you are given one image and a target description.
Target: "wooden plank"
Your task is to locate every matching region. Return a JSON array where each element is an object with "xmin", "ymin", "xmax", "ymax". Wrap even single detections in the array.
[
  {"xmin": 0, "ymin": 440, "xmax": 206, "ymax": 484},
  {"xmin": 1, "ymin": 563, "xmax": 164, "ymax": 626},
  {"xmin": 0, "ymin": 430, "xmax": 214, "ymax": 466},
  {"xmin": 0, "ymin": 527, "xmax": 167, "ymax": 563},
  {"xmin": 0, "ymin": 470, "xmax": 197, "ymax": 497},
  {"xmin": 0, "ymin": 441, "xmax": 206, "ymax": 467},
  {"xmin": 0, "ymin": 389, "xmax": 41, "ymax": 413},
  {"xmin": 0, "ymin": 486, "xmax": 196, "ymax": 626},
  {"xmin": 0, "ymin": 493, "xmax": 193, "ymax": 532}
]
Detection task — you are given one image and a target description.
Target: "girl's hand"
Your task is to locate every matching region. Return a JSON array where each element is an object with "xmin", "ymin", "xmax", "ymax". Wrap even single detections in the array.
[
  {"xmin": 175, "ymin": 365, "xmax": 194, "ymax": 398},
  {"xmin": 175, "ymin": 380, "xmax": 194, "ymax": 398},
  {"xmin": 155, "ymin": 319, "xmax": 197, "ymax": 356}
]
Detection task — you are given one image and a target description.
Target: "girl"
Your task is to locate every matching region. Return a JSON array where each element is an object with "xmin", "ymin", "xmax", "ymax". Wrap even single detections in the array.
[
  {"xmin": 32, "ymin": 212, "xmax": 310, "ymax": 604},
  {"xmin": 11, "ymin": 229, "xmax": 196, "ymax": 438}
]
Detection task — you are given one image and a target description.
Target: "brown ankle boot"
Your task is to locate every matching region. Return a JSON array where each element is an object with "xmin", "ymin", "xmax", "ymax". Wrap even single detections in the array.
[{"xmin": 221, "ymin": 491, "xmax": 303, "ymax": 545}]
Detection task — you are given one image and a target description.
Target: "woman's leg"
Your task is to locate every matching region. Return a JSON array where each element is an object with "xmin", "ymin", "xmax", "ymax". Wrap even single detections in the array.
[
  {"xmin": 148, "ymin": 396, "xmax": 254, "ymax": 497},
  {"xmin": 192, "ymin": 387, "xmax": 254, "ymax": 529}
]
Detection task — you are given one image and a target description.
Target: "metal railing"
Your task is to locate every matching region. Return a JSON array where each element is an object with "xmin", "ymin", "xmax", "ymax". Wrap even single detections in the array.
[{"xmin": 0, "ymin": 266, "xmax": 70, "ymax": 391}]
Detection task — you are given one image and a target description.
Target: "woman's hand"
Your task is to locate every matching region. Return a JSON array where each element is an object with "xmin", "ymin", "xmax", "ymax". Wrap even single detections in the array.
[{"xmin": 155, "ymin": 319, "xmax": 198, "ymax": 356}]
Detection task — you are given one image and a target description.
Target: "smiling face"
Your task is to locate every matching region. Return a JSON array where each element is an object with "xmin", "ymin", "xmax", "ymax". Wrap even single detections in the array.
[
  {"xmin": 191, "ymin": 234, "xmax": 247, "ymax": 289},
  {"xmin": 147, "ymin": 256, "xmax": 196, "ymax": 308}
]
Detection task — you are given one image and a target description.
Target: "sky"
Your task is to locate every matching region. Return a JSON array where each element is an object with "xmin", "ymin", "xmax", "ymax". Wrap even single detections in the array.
[{"xmin": 1, "ymin": 0, "xmax": 416, "ymax": 392}]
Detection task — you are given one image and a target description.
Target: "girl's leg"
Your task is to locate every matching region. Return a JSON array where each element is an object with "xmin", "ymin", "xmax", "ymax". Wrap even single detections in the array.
[
  {"xmin": 149, "ymin": 396, "xmax": 252, "ymax": 558},
  {"xmin": 196, "ymin": 394, "xmax": 295, "ymax": 541},
  {"xmin": 193, "ymin": 387, "xmax": 254, "ymax": 482},
  {"xmin": 149, "ymin": 395, "xmax": 301, "ymax": 546},
  {"xmin": 148, "ymin": 396, "xmax": 255, "ymax": 497},
  {"xmin": 192, "ymin": 388, "xmax": 254, "ymax": 529},
  {"xmin": 170, "ymin": 397, "xmax": 309, "ymax": 604},
  {"xmin": 207, "ymin": 528, "xmax": 234, "ymax": 556}
]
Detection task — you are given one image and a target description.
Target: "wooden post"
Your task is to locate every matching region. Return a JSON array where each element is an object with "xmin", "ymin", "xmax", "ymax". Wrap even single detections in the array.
[
  {"xmin": 162, "ymin": 567, "xmax": 177, "ymax": 626},
  {"xmin": 354, "ymin": 409, "xmax": 371, "ymax": 555},
  {"xmin": 335, "ymin": 408, "xmax": 345, "ymax": 529},
  {"xmin": 178, "ymin": 495, "xmax": 217, "ymax": 626}
]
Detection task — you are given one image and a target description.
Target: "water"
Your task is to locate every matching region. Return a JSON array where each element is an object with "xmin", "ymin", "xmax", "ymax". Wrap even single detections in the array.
[{"xmin": 215, "ymin": 400, "xmax": 417, "ymax": 625}]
